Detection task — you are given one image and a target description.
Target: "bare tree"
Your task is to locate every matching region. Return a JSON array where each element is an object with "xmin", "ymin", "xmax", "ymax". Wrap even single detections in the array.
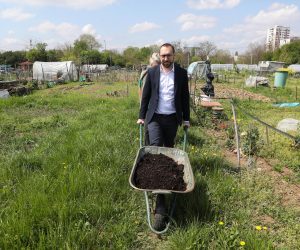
[
  {"xmin": 197, "ymin": 41, "xmax": 217, "ymax": 60},
  {"xmin": 211, "ymin": 49, "xmax": 232, "ymax": 64},
  {"xmin": 243, "ymin": 41, "xmax": 265, "ymax": 64}
]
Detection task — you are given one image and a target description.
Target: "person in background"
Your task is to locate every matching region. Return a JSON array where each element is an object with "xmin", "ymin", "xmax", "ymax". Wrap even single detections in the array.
[
  {"xmin": 138, "ymin": 52, "xmax": 160, "ymax": 145},
  {"xmin": 138, "ymin": 53, "xmax": 160, "ymax": 102},
  {"xmin": 137, "ymin": 43, "xmax": 190, "ymax": 231}
]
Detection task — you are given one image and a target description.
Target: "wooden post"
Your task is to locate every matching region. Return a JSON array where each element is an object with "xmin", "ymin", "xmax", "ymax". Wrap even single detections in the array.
[
  {"xmin": 296, "ymin": 86, "xmax": 298, "ymax": 100},
  {"xmin": 265, "ymin": 126, "xmax": 269, "ymax": 145},
  {"xmin": 231, "ymin": 101, "xmax": 240, "ymax": 169}
]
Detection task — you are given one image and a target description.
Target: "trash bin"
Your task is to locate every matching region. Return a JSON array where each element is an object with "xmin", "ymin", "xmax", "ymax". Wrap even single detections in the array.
[{"xmin": 274, "ymin": 71, "xmax": 288, "ymax": 88}]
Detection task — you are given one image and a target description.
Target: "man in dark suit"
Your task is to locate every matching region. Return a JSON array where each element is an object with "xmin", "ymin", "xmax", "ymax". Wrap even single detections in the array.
[
  {"xmin": 137, "ymin": 43, "xmax": 190, "ymax": 230},
  {"xmin": 137, "ymin": 43, "xmax": 190, "ymax": 146}
]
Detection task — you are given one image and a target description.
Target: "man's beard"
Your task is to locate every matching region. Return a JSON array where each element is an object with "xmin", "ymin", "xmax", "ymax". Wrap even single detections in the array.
[{"xmin": 162, "ymin": 61, "xmax": 172, "ymax": 68}]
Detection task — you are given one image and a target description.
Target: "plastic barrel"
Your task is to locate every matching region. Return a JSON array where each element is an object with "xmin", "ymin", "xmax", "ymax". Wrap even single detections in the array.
[{"xmin": 274, "ymin": 71, "xmax": 288, "ymax": 88}]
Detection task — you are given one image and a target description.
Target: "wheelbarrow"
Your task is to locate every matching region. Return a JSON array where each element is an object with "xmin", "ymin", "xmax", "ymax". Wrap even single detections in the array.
[{"xmin": 129, "ymin": 125, "xmax": 195, "ymax": 234}]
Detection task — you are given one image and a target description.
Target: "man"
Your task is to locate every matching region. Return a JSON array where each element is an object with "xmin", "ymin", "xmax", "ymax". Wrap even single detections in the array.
[{"xmin": 137, "ymin": 43, "xmax": 190, "ymax": 230}]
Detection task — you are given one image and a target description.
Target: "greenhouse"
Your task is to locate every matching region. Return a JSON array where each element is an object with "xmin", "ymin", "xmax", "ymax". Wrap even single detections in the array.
[{"xmin": 32, "ymin": 61, "xmax": 78, "ymax": 81}]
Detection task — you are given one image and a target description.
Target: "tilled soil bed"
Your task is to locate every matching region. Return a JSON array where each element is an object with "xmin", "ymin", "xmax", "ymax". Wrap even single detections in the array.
[{"xmin": 134, "ymin": 153, "xmax": 186, "ymax": 191}]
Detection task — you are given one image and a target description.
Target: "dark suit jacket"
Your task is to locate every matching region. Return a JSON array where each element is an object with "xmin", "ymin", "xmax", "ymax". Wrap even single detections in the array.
[{"xmin": 139, "ymin": 64, "xmax": 190, "ymax": 125}]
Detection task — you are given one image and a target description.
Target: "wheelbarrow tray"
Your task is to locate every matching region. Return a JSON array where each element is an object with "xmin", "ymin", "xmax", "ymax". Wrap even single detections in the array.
[{"xmin": 129, "ymin": 146, "xmax": 195, "ymax": 194}]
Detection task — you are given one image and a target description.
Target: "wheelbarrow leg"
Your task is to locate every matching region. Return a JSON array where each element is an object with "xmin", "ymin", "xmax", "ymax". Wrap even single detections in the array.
[
  {"xmin": 144, "ymin": 191, "xmax": 177, "ymax": 234},
  {"xmin": 153, "ymin": 194, "xmax": 167, "ymax": 231}
]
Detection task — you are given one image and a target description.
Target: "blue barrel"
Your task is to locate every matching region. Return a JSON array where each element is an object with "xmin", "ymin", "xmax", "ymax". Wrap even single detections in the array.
[{"xmin": 274, "ymin": 71, "xmax": 288, "ymax": 88}]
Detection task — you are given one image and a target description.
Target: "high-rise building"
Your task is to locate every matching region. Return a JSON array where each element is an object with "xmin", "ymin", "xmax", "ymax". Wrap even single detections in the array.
[{"xmin": 266, "ymin": 25, "xmax": 290, "ymax": 51}]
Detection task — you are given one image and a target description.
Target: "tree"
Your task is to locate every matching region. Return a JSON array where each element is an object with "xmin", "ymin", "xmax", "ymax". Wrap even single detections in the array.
[
  {"xmin": 0, "ymin": 51, "xmax": 26, "ymax": 66},
  {"xmin": 60, "ymin": 43, "xmax": 77, "ymax": 61},
  {"xmin": 262, "ymin": 50, "xmax": 273, "ymax": 61},
  {"xmin": 243, "ymin": 42, "xmax": 265, "ymax": 64},
  {"xmin": 197, "ymin": 41, "xmax": 217, "ymax": 60},
  {"xmin": 80, "ymin": 50, "xmax": 102, "ymax": 64},
  {"xmin": 78, "ymin": 34, "xmax": 101, "ymax": 50},
  {"xmin": 123, "ymin": 47, "xmax": 140, "ymax": 68},
  {"xmin": 47, "ymin": 49, "xmax": 63, "ymax": 61},
  {"xmin": 211, "ymin": 49, "xmax": 232, "ymax": 64},
  {"xmin": 278, "ymin": 41, "xmax": 300, "ymax": 64},
  {"xmin": 26, "ymin": 42, "xmax": 48, "ymax": 62},
  {"xmin": 110, "ymin": 50, "xmax": 125, "ymax": 67}
]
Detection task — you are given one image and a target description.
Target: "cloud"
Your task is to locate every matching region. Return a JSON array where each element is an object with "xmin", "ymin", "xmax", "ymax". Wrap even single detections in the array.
[
  {"xmin": 177, "ymin": 13, "xmax": 217, "ymax": 31},
  {"xmin": 0, "ymin": 0, "xmax": 116, "ymax": 10},
  {"xmin": 0, "ymin": 8, "xmax": 34, "ymax": 21},
  {"xmin": 81, "ymin": 24, "xmax": 103, "ymax": 43},
  {"xmin": 245, "ymin": 3, "xmax": 300, "ymax": 26},
  {"xmin": 29, "ymin": 21, "xmax": 80, "ymax": 40},
  {"xmin": 222, "ymin": 3, "xmax": 300, "ymax": 51},
  {"xmin": 187, "ymin": 0, "xmax": 240, "ymax": 10},
  {"xmin": 28, "ymin": 21, "xmax": 103, "ymax": 48},
  {"xmin": 182, "ymin": 35, "xmax": 211, "ymax": 45},
  {"xmin": 129, "ymin": 22, "xmax": 160, "ymax": 33},
  {"xmin": 82, "ymin": 24, "xmax": 97, "ymax": 35},
  {"xmin": 0, "ymin": 36, "xmax": 25, "ymax": 51}
]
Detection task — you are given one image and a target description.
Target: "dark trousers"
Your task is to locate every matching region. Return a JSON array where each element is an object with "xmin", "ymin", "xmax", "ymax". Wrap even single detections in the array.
[{"xmin": 148, "ymin": 113, "xmax": 178, "ymax": 148}]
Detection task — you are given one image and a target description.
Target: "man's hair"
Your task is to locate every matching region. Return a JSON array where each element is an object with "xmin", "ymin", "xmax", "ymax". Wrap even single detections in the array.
[{"xmin": 160, "ymin": 43, "xmax": 175, "ymax": 54}]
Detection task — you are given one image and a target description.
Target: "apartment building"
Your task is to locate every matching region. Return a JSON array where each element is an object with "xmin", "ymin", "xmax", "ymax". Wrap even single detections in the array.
[{"xmin": 266, "ymin": 25, "xmax": 290, "ymax": 51}]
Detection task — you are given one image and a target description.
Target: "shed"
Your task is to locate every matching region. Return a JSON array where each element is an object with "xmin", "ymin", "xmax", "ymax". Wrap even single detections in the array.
[
  {"xmin": 32, "ymin": 61, "xmax": 78, "ymax": 81},
  {"xmin": 258, "ymin": 61, "xmax": 285, "ymax": 72}
]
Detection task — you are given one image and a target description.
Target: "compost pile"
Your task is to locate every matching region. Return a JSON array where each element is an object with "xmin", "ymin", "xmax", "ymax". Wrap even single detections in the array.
[{"xmin": 134, "ymin": 153, "xmax": 186, "ymax": 191}]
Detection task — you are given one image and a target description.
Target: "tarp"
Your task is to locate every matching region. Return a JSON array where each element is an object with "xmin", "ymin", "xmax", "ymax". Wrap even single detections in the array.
[
  {"xmin": 32, "ymin": 61, "xmax": 78, "ymax": 81},
  {"xmin": 277, "ymin": 118, "xmax": 300, "ymax": 132},
  {"xmin": 187, "ymin": 61, "xmax": 207, "ymax": 78},
  {"xmin": 0, "ymin": 89, "xmax": 10, "ymax": 99},
  {"xmin": 245, "ymin": 76, "xmax": 269, "ymax": 87},
  {"xmin": 288, "ymin": 64, "xmax": 300, "ymax": 73},
  {"xmin": 273, "ymin": 102, "xmax": 300, "ymax": 107}
]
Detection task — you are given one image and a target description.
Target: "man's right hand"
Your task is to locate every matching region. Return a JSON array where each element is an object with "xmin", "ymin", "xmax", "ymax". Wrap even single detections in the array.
[{"xmin": 137, "ymin": 119, "xmax": 145, "ymax": 125}]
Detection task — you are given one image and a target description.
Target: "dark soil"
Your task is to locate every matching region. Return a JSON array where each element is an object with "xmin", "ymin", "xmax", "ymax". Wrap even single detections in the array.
[{"xmin": 134, "ymin": 153, "xmax": 186, "ymax": 191}]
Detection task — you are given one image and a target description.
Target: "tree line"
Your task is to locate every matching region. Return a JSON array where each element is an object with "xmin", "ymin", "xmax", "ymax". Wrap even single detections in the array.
[{"xmin": 1, "ymin": 34, "xmax": 300, "ymax": 69}]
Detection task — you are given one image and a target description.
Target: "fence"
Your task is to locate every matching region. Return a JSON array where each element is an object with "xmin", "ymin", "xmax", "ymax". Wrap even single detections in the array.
[{"xmin": 86, "ymin": 69, "xmax": 140, "ymax": 83}]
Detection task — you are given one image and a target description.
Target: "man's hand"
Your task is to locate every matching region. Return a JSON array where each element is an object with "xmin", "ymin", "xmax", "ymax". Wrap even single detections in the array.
[
  {"xmin": 183, "ymin": 121, "xmax": 190, "ymax": 128},
  {"xmin": 137, "ymin": 119, "xmax": 145, "ymax": 125}
]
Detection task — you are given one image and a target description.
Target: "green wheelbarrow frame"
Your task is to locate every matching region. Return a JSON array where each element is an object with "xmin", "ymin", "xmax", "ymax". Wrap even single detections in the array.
[{"xmin": 129, "ymin": 125, "xmax": 195, "ymax": 234}]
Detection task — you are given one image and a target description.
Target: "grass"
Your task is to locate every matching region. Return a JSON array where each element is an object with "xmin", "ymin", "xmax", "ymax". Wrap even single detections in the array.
[{"xmin": 0, "ymin": 81, "xmax": 299, "ymax": 249}]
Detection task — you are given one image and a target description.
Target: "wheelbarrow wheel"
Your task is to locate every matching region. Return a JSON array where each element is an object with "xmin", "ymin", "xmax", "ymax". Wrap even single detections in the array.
[{"xmin": 153, "ymin": 213, "xmax": 167, "ymax": 231}]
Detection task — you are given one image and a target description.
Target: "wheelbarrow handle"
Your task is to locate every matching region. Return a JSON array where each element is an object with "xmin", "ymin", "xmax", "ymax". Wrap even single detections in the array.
[
  {"xmin": 139, "ymin": 124, "xmax": 144, "ymax": 148},
  {"xmin": 183, "ymin": 126, "xmax": 188, "ymax": 152}
]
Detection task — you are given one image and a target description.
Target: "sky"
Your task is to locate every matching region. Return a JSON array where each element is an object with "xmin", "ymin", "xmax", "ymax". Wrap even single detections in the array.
[{"xmin": 1, "ymin": 0, "xmax": 300, "ymax": 54}]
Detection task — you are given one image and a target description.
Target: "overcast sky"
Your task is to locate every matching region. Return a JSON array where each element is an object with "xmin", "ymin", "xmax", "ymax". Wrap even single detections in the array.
[{"xmin": 0, "ymin": 0, "xmax": 300, "ymax": 53}]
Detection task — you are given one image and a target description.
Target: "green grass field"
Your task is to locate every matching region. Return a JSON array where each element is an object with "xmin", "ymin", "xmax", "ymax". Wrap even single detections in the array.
[{"xmin": 0, "ymin": 81, "xmax": 299, "ymax": 249}]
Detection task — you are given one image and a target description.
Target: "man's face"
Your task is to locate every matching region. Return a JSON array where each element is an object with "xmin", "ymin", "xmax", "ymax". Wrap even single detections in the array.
[{"xmin": 160, "ymin": 46, "xmax": 174, "ymax": 69}]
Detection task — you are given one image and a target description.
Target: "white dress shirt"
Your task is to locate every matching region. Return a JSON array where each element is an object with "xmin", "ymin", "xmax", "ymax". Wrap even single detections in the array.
[{"xmin": 155, "ymin": 64, "xmax": 176, "ymax": 115}]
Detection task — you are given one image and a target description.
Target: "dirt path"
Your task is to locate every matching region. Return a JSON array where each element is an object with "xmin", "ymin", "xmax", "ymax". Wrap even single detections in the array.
[{"xmin": 214, "ymin": 85, "xmax": 272, "ymax": 102}]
